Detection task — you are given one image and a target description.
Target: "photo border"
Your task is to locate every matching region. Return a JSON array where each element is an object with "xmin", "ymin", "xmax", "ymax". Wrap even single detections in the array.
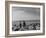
[
  {"xmin": 10, "ymin": 4, "xmax": 43, "ymax": 34},
  {"xmin": 5, "ymin": 1, "xmax": 45, "ymax": 37}
]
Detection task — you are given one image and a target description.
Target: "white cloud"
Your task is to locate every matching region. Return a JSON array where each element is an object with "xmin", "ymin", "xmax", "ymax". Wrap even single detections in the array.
[{"xmin": 12, "ymin": 7, "xmax": 40, "ymax": 21}]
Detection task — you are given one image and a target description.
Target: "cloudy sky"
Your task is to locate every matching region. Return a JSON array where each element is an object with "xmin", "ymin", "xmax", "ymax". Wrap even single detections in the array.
[{"xmin": 12, "ymin": 7, "xmax": 40, "ymax": 21}]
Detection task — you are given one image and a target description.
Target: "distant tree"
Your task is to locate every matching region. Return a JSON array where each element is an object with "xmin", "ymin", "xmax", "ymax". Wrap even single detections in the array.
[
  {"xmin": 19, "ymin": 21, "xmax": 22, "ymax": 28},
  {"xmin": 33, "ymin": 24, "xmax": 36, "ymax": 30},
  {"xmin": 23, "ymin": 21, "xmax": 26, "ymax": 27},
  {"xmin": 14, "ymin": 24, "xmax": 16, "ymax": 26}
]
